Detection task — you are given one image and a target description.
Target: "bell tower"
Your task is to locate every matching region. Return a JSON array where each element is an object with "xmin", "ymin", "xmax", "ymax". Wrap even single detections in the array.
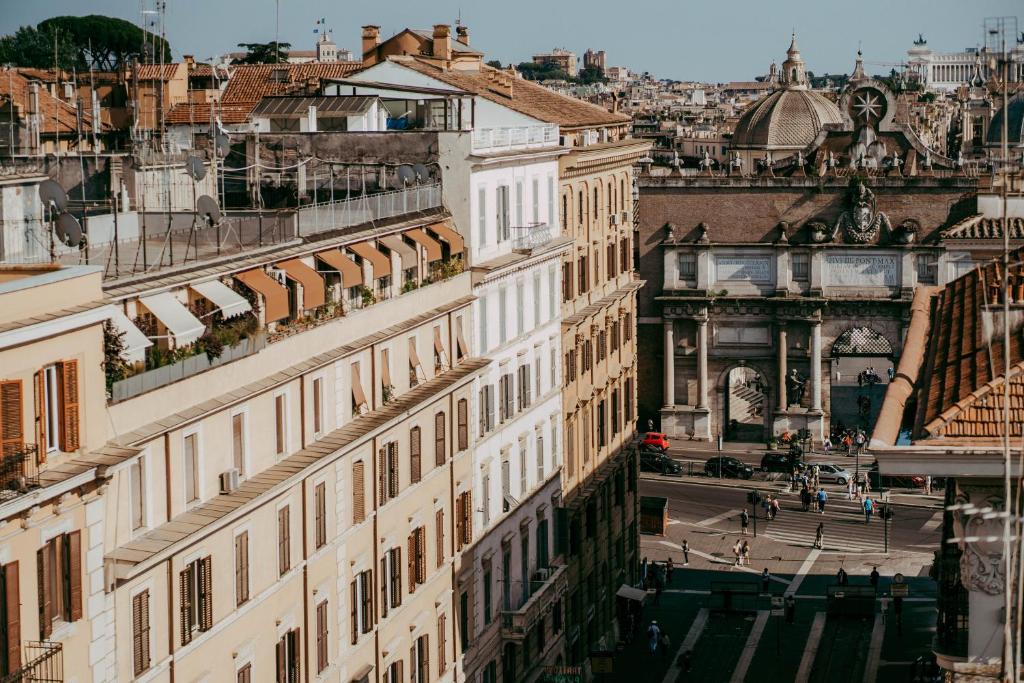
[{"xmin": 782, "ymin": 33, "xmax": 808, "ymax": 89}]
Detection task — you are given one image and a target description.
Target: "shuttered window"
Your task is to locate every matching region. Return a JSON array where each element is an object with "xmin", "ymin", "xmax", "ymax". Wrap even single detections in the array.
[
  {"xmin": 359, "ymin": 571, "xmax": 373, "ymax": 634},
  {"xmin": 414, "ymin": 527, "xmax": 426, "ymax": 585},
  {"xmin": 57, "ymin": 361, "xmax": 80, "ymax": 452},
  {"xmin": 235, "ymin": 532, "xmax": 249, "ymax": 606},
  {"xmin": 36, "ymin": 531, "xmax": 82, "ymax": 639},
  {"xmin": 237, "ymin": 664, "xmax": 252, "ymax": 683},
  {"xmin": 132, "ymin": 589, "xmax": 150, "ymax": 676},
  {"xmin": 413, "ymin": 634, "xmax": 430, "ymax": 683},
  {"xmin": 2, "ymin": 562, "xmax": 20, "ymax": 675},
  {"xmin": 278, "ymin": 506, "xmax": 291, "ymax": 575},
  {"xmin": 184, "ymin": 433, "xmax": 199, "ymax": 505},
  {"xmin": 130, "ymin": 459, "xmax": 145, "ymax": 531},
  {"xmin": 352, "ymin": 461, "xmax": 365, "ymax": 523},
  {"xmin": 316, "ymin": 600, "xmax": 329, "ymax": 673},
  {"xmin": 437, "ymin": 613, "xmax": 447, "ymax": 674},
  {"xmin": 456, "ymin": 491, "xmax": 473, "ymax": 549},
  {"xmin": 275, "ymin": 628, "xmax": 300, "ymax": 683},
  {"xmin": 314, "ymin": 483, "xmax": 327, "ymax": 549},
  {"xmin": 275, "ymin": 393, "xmax": 287, "ymax": 455},
  {"xmin": 456, "ymin": 399, "xmax": 468, "ymax": 451},
  {"xmin": 388, "ymin": 547, "xmax": 402, "ymax": 610},
  {"xmin": 0, "ymin": 380, "xmax": 23, "ymax": 457},
  {"xmin": 410, "ymin": 427, "xmax": 422, "ymax": 484},
  {"xmin": 387, "ymin": 442, "xmax": 399, "ymax": 499},
  {"xmin": 312, "ymin": 377, "xmax": 323, "ymax": 435},
  {"xmin": 179, "ymin": 555, "xmax": 212, "ymax": 646},
  {"xmin": 231, "ymin": 412, "xmax": 245, "ymax": 476},
  {"xmin": 435, "ymin": 509, "xmax": 445, "ymax": 568},
  {"xmin": 434, "ymin": 412, "xmax": 446, "ymax": 466}
]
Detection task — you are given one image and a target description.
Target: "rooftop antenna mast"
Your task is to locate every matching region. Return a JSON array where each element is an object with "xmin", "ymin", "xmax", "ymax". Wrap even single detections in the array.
[{"xmin": 275, "ymin": 0, "xmax": 280, "ymax": 64}]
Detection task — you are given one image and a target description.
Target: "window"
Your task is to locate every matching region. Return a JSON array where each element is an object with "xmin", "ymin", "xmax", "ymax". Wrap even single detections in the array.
[
  {"xmin": 624, "ymin": 312, "xmax": 633, "ymax": 341},
  {"xmin": 583, "ymin": 339, "xmax": 593, "ymax": 373},
  {"xmin": 515, "ymin": 180, "xmax": 524, "ymax": 228},
  {"xmin": 678, "ymin": 252, "xmax": 696, "ymax": 279},
  {"xmin": 792, "ymin": 253, "xmax": 810, "ymax": 281},
  {"xmin": 497, "ymin": 185, "xmax": 510, "ymax": 241},
  {"xmin": 350, "ymin": 569, "xmax": 373, "ymax": 643},
  {"xmin": 481, "ymin": 471, "xmax": 491, "ymax": 526},
  {"xmin": 433, "ymin": 326, "xmax": 448, "ymax": 373},
  {"xmin": 621, "ymin": 236, "xmax": 630, "ymax": 273},
  {"xmin": 611, "ymin": 389, "xmax": 621, "ymax": 435},
  {"xmin": 536, "ymin": 431, "xmax": 545, "ymax": 482},
  {"xmin": 351, "ymin": 361, "xmax": 369, "ymax": 415},
  {"xmin": 483, "ymin": 566, "xmax": 493, "ymax": 625},
  {"xmin": 438, "ymin": 613, "xmax": 448, "ymax": 674},
  {"xmin": 410, "ymin": 426, "xmax": 422, "ymax": 484},
  {"xmin": 566, "ymin": 419, "xmax": 575, "ymax": 475},
  {"xmin": 598, "ymin": 331, "xmax": 607, "ymax": 361},
  {"xmin": 535, "ymin": 350, "xmax": 543, "ymax": 398},
  {"xmin": 561, "ymin": 194, "xmax": 568, "ymax": 229},
  {"xmin": 379, "ymin": 442, "xmax": 399, "ymax": 503},
  {"xmin": 498, "ymin": 373, "xmax": 513, "ymax": 422},
  {"xmin": 312, "ymin": 377, "xmax": 323, "ymax": 435},
  {"xmin": 456, "ymin": 490, "xmax": 473, "ymax": 549},
  {"xmin": 413, "ymin": 634, "xmax": 430, "ymax": 683},
  {"xmin": 917, "ymin": 252, "xmax": 938, "ymax": 284},
  {"xmin": 36, "ymin": 531, "xmax": 82, "ymax": 639},
  {"xmin": 381, "ymin": 348, "xmax": 393, "ymax": 401},
  {"xmin": 577, "ymin": 256, "xmax": 588, "ymax": 294},
  {"xmin": 130, "ymin": 458, "xmax": 145, "ymax": 531},
  {"xmin": 314, "ymin": 482, "xmax": 327, "ymax": 549},
  {"xmin": 179, "ymin": 556, "xmax": 212, "ymax": 645},
  {"xmin": 537, "ymin": 517, "xmax": 549, "ymax": 569},
  {"xmin": 435, "ymin": 411, "xmax": 446, "ymax": 466},
  {"xmin": 531, "ymin": 177, "xmax": 541, "ymax": 225},
  {"xmin": 625, "ymin": 376, "xmax": 635, "ymax": 423},
  {"xmin": 532, "ymin": 274, "xmax": 541, "ymax": 329},
  {"xmin": 316, "ymin": 601, "xmax": 329, "ymax": 673},
  {"xmin": 519, "ymin": 440, "xmax": 528, "ymax": 495},
  {"xmin": 132, "ymin": 589, "xmax": 150, "ymax": 676},
  {"xmin": 235, "ymin": 531, "xmax": 250, "ymax": 606},
  {"xmin": 237, "ymin": 663, "xmax": 251, "ymax": 683},
  {"xmin": 597, "ymin": 400, "xmax": 607, "ymax": 449},
  {"xmin": 436, "ymin": 508, "xmax": 445, "ymax": 567},
  {"xmin": 477, "ymin": 186, "xmax": 487, "ymax": 247},
  {"xmin": 499, "ymin": 287, "xmax": 508, "ymax": 344},
  {"xmin": 562, "ymin": 261, "xmax": 573, "ymax": 302},
  {"xmin": 352, "ymin": 461, "xmax": 366, "ymax": 523},
  {"xmin": 578, "ymin": 190, "xmax": 584, "ymax": 225},
  {"xmin": 231, "ymin": 412, "xmax": 246, "ymax": 476},
  {"xmin": 184, "ymin": 432, "xmax": 199, "ymax": 505},
  {"xmin": 478, "ymin": 384, "xmax": 495, "ymax": 436},
  {"xmin": 483, "ymin": 660, "xmax": 497, "ymax": 683},
  {"xmin": 459, "ymin": 591, "xmax": 470, "ymax": 652},
  {"xmin": 457, "ymin": 399, "xmax": 468, "ymax": 451},
  {"xmin": 517, "ymin": 364, "xmax": 532, "ymax": 411},
  {"xmin": 593, "ymin": 249, "xmax": 600, "ymax": 287},
  {"xmin": 278, "ymin": 506, "xmax": 291, "ymax": 576},
  {"xmin": 383, "ymin": 546, "xmax": 402, "ymax": 615},
  {"xmin": 408, "ymin": 527, "xmax": 427, "ymax": 592},
  {"xmin": 409, "ymin": 337, "xmax": 424, "ymax": 386},
  {"xmin": 478, "ymin": 297, "xmax": 489, "ymax": 353},
  {"xmin": 275, "ymin": 393, "xmax": 287, "ymax": 456},
  {"xmin": 275, "ymin": 628, "xmax": 300, "ymax": 683},
  {"xmin": 548, "ymin": 267, "xmax": 557, "ymax": 318},
  {"xmin": 607, "ymin": 242, "xmax": 616, "ymax": 279},
  {"xmin": 37, "ymin": 361, "xmax": 79, "ymax": 455},
  {"xmin": 550, "ymin": 347, "xmax": 557, "ymax": 390}
]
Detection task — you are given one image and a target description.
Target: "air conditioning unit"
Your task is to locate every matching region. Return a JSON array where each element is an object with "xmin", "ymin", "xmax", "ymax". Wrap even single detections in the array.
[
  {"xmin": 609, "ymin": 214, "xmax": 619, "ymax": 226},
  {"xmin": 621, "ymin": 211, "xmax": 630, "ymax": 223},
  {"xmin": 220, "ymin": 468, "xmax": 240, "ymax": 493}
]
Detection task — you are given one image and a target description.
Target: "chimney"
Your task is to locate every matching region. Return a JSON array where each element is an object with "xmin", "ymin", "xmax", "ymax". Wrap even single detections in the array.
[
  {"xmin": 455, "ymin": 24, "xmax": 469, "ymax": 46},
  {"xmin": 432, "ymin": 24, "xmax": 452, "ymax": 63},
  {"xmin": 184, "ymin": 54, "xmax": 195, "ymax": 72},
  {"xmin": 361, "ymin": 25, "xmax": 381, "ymax": 65}
]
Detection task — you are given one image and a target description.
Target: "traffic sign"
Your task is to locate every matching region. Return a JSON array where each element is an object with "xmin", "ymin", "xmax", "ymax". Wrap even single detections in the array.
[
  {"xmin": 890, "ymin": 584, "xmax": 909, "ymax": 597},
  {"xmin": 894, "ymin": 573, "xmax": 905, "ymax": 584}
]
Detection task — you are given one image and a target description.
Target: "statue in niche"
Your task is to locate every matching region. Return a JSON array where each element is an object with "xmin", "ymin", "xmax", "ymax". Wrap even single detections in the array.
[
  {"xmin": 786, "ymin": 368, "xmax": 806, "ymax": 406},
  {"xmin": 835, "ymin": 178, "xmax": 891, "ymax": 243}
]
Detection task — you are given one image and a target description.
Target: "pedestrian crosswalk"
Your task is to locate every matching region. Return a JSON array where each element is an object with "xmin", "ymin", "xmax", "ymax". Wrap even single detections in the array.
[{"xmin": 724, "ymin": 500, "xmax": 887, "ymax": 553}]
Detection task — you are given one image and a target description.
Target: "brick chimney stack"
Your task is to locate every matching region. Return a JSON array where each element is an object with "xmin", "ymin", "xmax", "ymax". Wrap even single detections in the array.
[
  {"xmin": 455, "ymin": 24, "xmax": 469, "ymax": 46},
  {"xmin": 361, "ymin": 25, "xmax": 381, "ymax": 66},
  {"xmin": 432, "ymin": 24, "xmax": 452, "ymax": 63}
]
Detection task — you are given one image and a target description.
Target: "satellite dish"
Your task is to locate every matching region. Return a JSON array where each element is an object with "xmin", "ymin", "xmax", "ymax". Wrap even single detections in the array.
[
  {"xmin": 215, "ymin": 133, "xmax": 231, "ymax": 157},
  {"xmin": 54, "ymin": 213, "xmax": 82, "ymax": 246},
  {"xmin": 397, "ymin": 165, "xmax": 416, "ymax": 186},
  {"xmin": 412, "ymin": 164, "xmax": 429, "ymax": 182},
  {"xmin": 185, "ymin": 156, "xmax": 207, "ymax": 181},
  {"xmin": 196, "ymin": 195, "xmax": 221, "ymax": 225},
  {"xmin": 39, "ymin": 180, "xmax": 68, "ymax": 212}
]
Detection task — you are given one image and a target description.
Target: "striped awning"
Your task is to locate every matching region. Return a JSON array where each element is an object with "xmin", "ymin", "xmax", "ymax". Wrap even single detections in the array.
[
  {"xmin": 235, "ymin": 269, "xmax": 289, "ymax": 323},
  {"xmin": 277, "ymin": 259, "xmax": 326, "ymax": 310},
  {"xmin": 380, "ymin": 234, "xmax": 417, "ymax": 271},
  {"xmin": 428, "ymin": 222, "xmax": 464, "ymax": 255},
  {"xmin": 348, "ymin": 241, "xmax": 391, "ymax": 280},
  {"xmin": 190, "ymin": 280, "xmax": 252, "ymax": 319},
  {"xmin": 405, "ymin": 229, "xmax": 443, "ymax": 262},
  {"xmin": 315, "ymin": 249, "xmax": 363, "ymax": 289}
]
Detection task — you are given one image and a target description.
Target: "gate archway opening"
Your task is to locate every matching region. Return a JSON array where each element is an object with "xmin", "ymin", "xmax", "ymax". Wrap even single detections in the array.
[
  {"xmin": 723, "ymin": 365, "xmax": 770, "ymax": 442},
  {"xmin": 830, "ymin": 326, "xmax": 895, "ymax": 435}
]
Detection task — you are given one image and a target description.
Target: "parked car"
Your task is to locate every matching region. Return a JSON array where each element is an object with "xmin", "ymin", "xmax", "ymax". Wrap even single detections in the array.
[
  {"xmin": 814, "ymin": 463, "xmax": 852, "ymax": 486},
  {"xmin": 867, "ymin": 463, "xmax": 925, "ymax": 490},
  {"xmin": 640, "ymin": 449, "xmax": 683, "ymax": 475},
  {"xmin": 642, "ymin": 432, "xmax": 671, "ymax": 452},
  {"xmin": 705, "ymin": 456, "xmax": 754, "ymax": 479},
  {"xmin": 760, "ymin": 453, "xmax": 806, "ymax": 473}
]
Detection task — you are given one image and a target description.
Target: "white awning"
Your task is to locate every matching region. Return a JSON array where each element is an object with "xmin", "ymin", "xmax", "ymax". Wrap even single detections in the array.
[
  {"xmin": 190, "ymin": 279, "xmax": 252, "ymax": 319},
  {"xmin": 616, "ymin": 584, "xmax": 647, "ymax": 603},
  {"xmin": 110, "ymin": 309, "xmax": 152, "ymax": 364},
  {"xmin": 138, "ymin": 292, "xmax": 205, "ymax": 347}
]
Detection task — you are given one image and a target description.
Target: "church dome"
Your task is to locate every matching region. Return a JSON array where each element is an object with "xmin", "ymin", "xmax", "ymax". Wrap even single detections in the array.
[
  {"xmin": 732, "ymin": 88, "xmax": 843, "ymax": 150},
  {"xmin": 986, "ymin": 92, "xmax": 1024, "ymax": 147}
]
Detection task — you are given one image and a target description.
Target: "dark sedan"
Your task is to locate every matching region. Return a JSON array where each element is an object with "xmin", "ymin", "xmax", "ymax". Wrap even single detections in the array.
[
  {"xmin": 641, "ymin": 449, "xmax": 683, "ymax": 475},
  {"xmin": 705, "ymin": 456, "xmax": 754, "ymax": 479}
]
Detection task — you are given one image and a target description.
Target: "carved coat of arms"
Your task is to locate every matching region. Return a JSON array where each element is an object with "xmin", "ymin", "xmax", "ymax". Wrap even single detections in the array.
[{"xmin": 835, "ymin": 179, "xmax": 891, "ymax": 243}]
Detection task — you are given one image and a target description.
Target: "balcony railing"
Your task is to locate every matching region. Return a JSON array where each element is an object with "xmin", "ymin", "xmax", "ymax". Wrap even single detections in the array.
[
  {"xmin": 0, "ymin": 444, "xmax": 40, "ymax": 503},
  {"xmin": 511, "ymin": 223, "xmax": 554, "ymax": 253},
  {"xmin": 472, "ymin": 124, "xmax": 559, "ymax": 154},
  {"xmin": 500, "ymin": 564, "xmax": 568, "ymax": 640},
  {"xmin": 1, "ymin": 641, "xmax": 62, "ymax": 683},
  {"xmin": 297, "ymin": 183, "xmax": 442, "ymax": 236}
]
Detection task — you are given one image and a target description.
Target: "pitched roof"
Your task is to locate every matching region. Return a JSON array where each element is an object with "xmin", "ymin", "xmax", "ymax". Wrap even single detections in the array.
[
  {"xmin": 913, "ymin": 249, "xmax": 1024, "ymax": 440},
  {"xmin": 164, "ymin": 101, "xmax": 256, "ymax": 125},
  {"xmin": 397, "ymin": 59, "xmax": 629, "ymax": 129},
  {"xmin": 129, "ymin": 63, "xmax": 185, "ymax": 81},
  {"xmin": 0, "ymin": 68, "xmax": 102, "ymax": 134},
  {"xmin": 221, "ymin": 62, "xmax": 362, "ymax": 104},
  {"xmin": 941, "ymin": 214, "xmax": 1024, "ymax": 240},
  {"xmin": 251, "ymin": 95, "xmax": 376, "ymax": 117}
]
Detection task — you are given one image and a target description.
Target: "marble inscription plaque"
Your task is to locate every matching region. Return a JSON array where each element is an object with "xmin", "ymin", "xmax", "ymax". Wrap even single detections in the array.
[
  {"xmin": 823, "ymin": 254, "xmax": 898, "ymax": 287},
  {"xmin": 714, "ymin": 256, "xmax": 772, "ymax": 283}
]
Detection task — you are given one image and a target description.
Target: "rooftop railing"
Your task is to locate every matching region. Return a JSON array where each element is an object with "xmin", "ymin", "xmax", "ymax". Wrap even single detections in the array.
[
  {"xmin": 511, "ymin": 223, "xmax": 554, "ymax": 252},
  {"xmin": 297, "ymin": 183, "xmax": 441, "ymax": 236},
  {"xmin": 472, "ymin": 124, "xmax": 559, "ymax": 154}
]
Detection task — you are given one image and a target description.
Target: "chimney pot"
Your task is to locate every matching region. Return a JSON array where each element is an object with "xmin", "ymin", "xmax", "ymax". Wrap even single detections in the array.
[
  {"xmin": 456, "ymin": 25, "xmax": 469, "ymax": 46},
  {"xmin": 361, "ymin": 25, "xmax": 381, "ymax": 66},
  {"xmin": 432, "ymin": 24, "xmax": 452, "ymax": 63}
]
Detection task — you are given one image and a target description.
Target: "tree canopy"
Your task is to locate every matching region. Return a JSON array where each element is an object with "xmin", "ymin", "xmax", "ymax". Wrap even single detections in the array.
[
  {"xmin": 0, "ymin": 15, "xmax": 171, "ymax": 71},
  {"xmin": 233, "ymin": 42, "xmax": 291, "ymax": 65},
  {"xmin": 515, "ymin": 61, "xmax": 607, "ymax": 85}
]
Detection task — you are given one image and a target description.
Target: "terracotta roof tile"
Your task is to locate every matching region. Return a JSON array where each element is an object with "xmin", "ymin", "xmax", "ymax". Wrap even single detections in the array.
[
  {"xmin": 165, "ymin": 101, "xmax": 255, "ymax": 125},
  {"xmin": 0, "ymin": 68, "xmax": 103, "ymax": 134},
  {"xmin": 941, "ymin": 214, "xmax": 1024, "ymax": 240},
  {"xmin": 129, "ymin": 63, "xmax": 185, "ymax": 81},
  {"xmin": 222, "ymin": 62, "xmax": 362, "ymax": 104}
]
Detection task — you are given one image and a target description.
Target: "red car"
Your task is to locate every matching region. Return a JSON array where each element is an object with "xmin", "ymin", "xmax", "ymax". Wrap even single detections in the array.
[{"xmin": 641, "ymin": 432, "xmax": 670, "ymax": 452}]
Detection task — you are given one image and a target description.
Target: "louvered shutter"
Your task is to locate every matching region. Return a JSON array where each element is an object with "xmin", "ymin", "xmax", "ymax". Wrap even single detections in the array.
[
  {"xmin": 434, "ymin": 412, "xmax": 445, "ymax": 466},
  {"xmin": 353, "ymin": 461, "xmax": 365, "ymax": 523},
  {"xmin": 423, "ymin": 634, "xmax": 430, "ymax": 683},
  {"xmin": 455, "ymin": 496, "xmax": 464, "ymax": 551},
  {"xmin": 316, "ymin": 602, "xmax": 328, "ymax": 672},
  {"xmin": 463, "ymin": 492, "xmax": 473, "ymax": 544},
  {"xmin": 380, "ymin": 557, "xmax": 388, "ymax": 618},
  {"xmin": 457, "ymin": 399, "xmax": 468, "ymax": 451},
  {"xmin": 4, "ymin": 562, "xmax": 20, "ymax": 672},
  {"xmin": 388, "ymin": 443, "xmax": 399, "ymax": 498},
  {"xmin": 410, "ymin": 646, "xmax": 416, "ymax": 683},
  {"xmin": 435, "ymin": 509, "xmax": 444, "ymax": 567},
  {"xmin": 396, "ymin": 659, "xmax": 404, "ymax": 683},
  {"xmin": 57, "ymin": 360, "xmax": 79, "ymax": 452},
  {"xmin": 133, "ymin": 589, "xmax": 150, "ymax": 675},
  {"xmin": 275, "ymin": 636, "xmax": 286, "ymax": 683},
  {"xmin": 179, "ymin": 566, "xmax": 192, "ymax": 645},
  {"xmin": 410, "ymin": 428, "xmax": 421, "ymax": 484},
  {"xmin": 349, "ymin": 580, "xmax": 357, "ymax": 644},
  {"xmin": 437, "ymin": 614, "xmax": 446, "ymax": 674},
  {"xmin": 200, "ymin": 556, "xmax": 213, "ymax": 630},
  {"xmin": 393, "ymin": 548, "xmax": 402, "ymax": 607},
  {"xmin": 278, "ymin": 507, "xmax": 290, "ymax": 575},
  {"xmin": 0, "ymin": 380, "xmax": 23, "ymax": 457},
  {"xmin": 68, "ymin": 530, "xmax": 82, "ymax": 621},
  {"xmin": 37, "ymin": 546, "xmax": 51, "ymax": 639},
  {"xmin": 315, "ymin": 483, "xmax": 326, "ymax": 549},
  {"xmin": 377, "ymin": 447, "xmax": 387, "ymax": 504},
  {"xmin": 407, "ymin": 534, "xmax": 416, "ymax": 594},
  {"xmin": 416, "ymin": 528, "xmax": 426, "ymax": 585},
  {"xmin": 33, "ymin": 372, "xmax": 45, "ymax": 459}
]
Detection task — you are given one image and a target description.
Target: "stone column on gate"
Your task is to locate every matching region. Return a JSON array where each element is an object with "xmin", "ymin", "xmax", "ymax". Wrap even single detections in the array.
[
  {"xmin": 663, "ymin": 319, "xmax": 675, "ymax": 407},
  {"xmin": 697, "ymin": 315, "xmax": 709, "ymax": 410},
  {"xmin": 777, "ymin": 322, "xmax": 788, "ymax": 412},
  {"xmin": 811, "ymin": 319, "xmax": 822, "ymax": 412}
]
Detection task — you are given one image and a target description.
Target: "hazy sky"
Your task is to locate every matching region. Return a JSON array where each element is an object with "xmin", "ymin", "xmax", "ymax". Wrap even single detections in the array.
[{"xmin": 2, "ymin": 0, "xmax": 1021, "ymax": 82}]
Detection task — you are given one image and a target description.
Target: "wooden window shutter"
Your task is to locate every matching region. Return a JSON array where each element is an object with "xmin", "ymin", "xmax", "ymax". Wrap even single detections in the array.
[
  {"xmin": 0, "ymin": 380, "xmax": 24, "ymax": 457},
  {"xmin": 457, "ymin": 399, "xmax": 468, "ymax": 451},
  {"xmin": 380, "ymin": 557, "xmax": 389, "ymax": 619},
  {"xmin": 315, "ymin": 483, "xmax": 327, "ymax": 549},
  {"xmin": 316, "ymin": 601, "xmax": 328, "ymax": 672},
  {"xmin": 57, "ymin": 360, "xmax": 80, "ymax": 452},
  {"xmin": 387, "ymin": 443, "xmax": 399, "ymax": 498},
  {"xmin": 237, "ymin": 663, "xmax": 251, "ymax": 683},
  {"xmin": 33, "ymin": 372, "xmax": 45, "ymax": 459},
  {"xmin": 352, "ymin": 461, "xmax": 365, "ymax": 523},
  {"xmin": 407, "ymin": 534, "xmax": 416, "ymax": 594},
  {"xmin": 416, "ymin": 528, "xmax": 426, "ymax": 585},
  {"xmin": 438, "ymin": 613, "xmax": 446, "ymax": 673},
  {"xmin": 36, "ymin": 546, "xmax": 51, "ymax": 639},
  {"xmin": 455, "ymin": 496, "xmax": 464, "ymax": 551},
  {"xmin": 179, "ymin": 566, "xmax": 192, "ymax": 645},
  {"xmin": 349, "ymin": 580, "xmax": 358, "ymax": 645},
  {"xmin": 132, "ymin": 589, "xmax": 151, "ymax": 675},
  {"xmin": 463, "ymin": 492, "xmax": 473, "ymax": 544},
  {"xmin": 199, "ymin": 556, "xmax": 213, "ymax": 631},
  {"xmin": 377, "ymin": 447, "xmax": 387, "ymax": 505},
  {"xmin": 236, "ymin": 532, "xmax": 249, "ymax": 605},
  {"xmin": 434, "ymin": 412, "xmax": 446, "ymax": 466},
  {"xmin": 393, "ymin": 547, "xmax": 402, "ymax": 607},
  {"xmin": 275, "ymin": 635, "xmax": 286, "ymax": 683},
  {"xmin": 423, "ymin": 634, "xmax": 431, "ymax": 683},
  {"xmin": 410, "ymin": 646, "xmax": 416, "ymax": 683},
  {"xmin": 409, "ymin": 427, "xmax": 421, "ymax": 484},
  {"xmin": 4, "ymin": 562, "xmax": 20, "ymax": 672},
  {"xmin": 278, "ymin": 507, "xmax": 290, "ymax": 575},
  {"xmin": 68, "ymin": 530, "xmax": 82, "ymax": 621},
  {"xmin": 435, "ymin": 509, "xmax": 444, "ymax": 567}
]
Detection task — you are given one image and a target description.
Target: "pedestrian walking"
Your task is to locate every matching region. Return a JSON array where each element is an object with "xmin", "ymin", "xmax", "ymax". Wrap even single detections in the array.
[
  {"xmin": 762, "ymin": 567, "xmax": 771, "ymax": 593},
  {"xmin": 740, "ymin": 509, "xmax": 749, "ymax": 535},
  {"xmin": 801, "ymin": 486, "xmax": 811, "ymax": 512},
  {"xmin": 659, "ymin": 631, "xmax": 671, "ymax": 657},
  {"xmin": 870, "ymin": 566, "xmax": 880, "ymax": 592},
  {"xmin": 847, "ymin": 478, "xmax": 856, "ymax": 500},
  {"xmin": 814, "ymin": 522, "xmax": 824, "ymax": 549},
  {"xmin": 811, "ymin": 464, "xmax": 820, "ymax": 489},
  {"xmin": 682, "ymin": 539, "xmax": 690, "ymax": 566},
  {"xmin": 648, "ymin": 621, "xmax": 661, "ymax": 654},
  {"xmin": 863, "ymin": 496, "xmax": 874, "ymax": 524},
  {"xmin": 836, "ymin": 567, "xmax": 848, "ymax": 586},
  {"xmin": 887, "ymin": 366, "xmax": 895, "ymax": 382},
  {"xmin": 741, "ymin": 541, "xmax": 750, "ymax": 567},
  {"xmin": 770, "ymin": 497, "xmax": 781, "ymax": 520},
  {"xmin": 666, "ymin": 558, "xmax": 675, "ymax": 584},
  {"xmin": 817, "ymin": 488, "xmax": 828, "ymax": 514},
  {"xmin": 855, "ymin": 430, "xmax": 866, "ymax": 455},
  {"xmin": 733, "ymin": 540, "xmax": 742, "ymax": 566},
  {"xmin": 647, "ymin": 418, "xmax": 654, "ymax": 432},
  {"xmin": 823, "ymin": 436, "xmax": 832, "ymax": 454}
]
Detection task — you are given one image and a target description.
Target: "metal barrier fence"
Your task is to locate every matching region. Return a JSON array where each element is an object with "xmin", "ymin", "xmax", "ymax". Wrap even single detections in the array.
[
  {"xmin": 297, "ymin": 183, "xmax": 442, "ymax": 236},
  {"xmin": 1, "ymin": 641, "xmax": 62, "ymax": 683}
]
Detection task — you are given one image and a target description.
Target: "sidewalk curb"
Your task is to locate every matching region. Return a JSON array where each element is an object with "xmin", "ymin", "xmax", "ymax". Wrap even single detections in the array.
[{"xmin": 640, "ymin": 473, "xmax": 944, "ymax": 509}]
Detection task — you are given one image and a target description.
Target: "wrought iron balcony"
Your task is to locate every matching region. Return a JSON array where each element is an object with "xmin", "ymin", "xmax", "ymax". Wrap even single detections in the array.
[
  {"xmin": 511, "ymin": 223, "xmax": 554, "ymax": 253},
  {"xmin": 500, "ymin": 564, "xmax": 568, "ymax": 640},
  {"xmin": 1, "ymin": 641, "xmax": 62, "ymax": 683},
  {"xmin": 0, "ymin": 444, "xmax": 40, "ymax": 503}
]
